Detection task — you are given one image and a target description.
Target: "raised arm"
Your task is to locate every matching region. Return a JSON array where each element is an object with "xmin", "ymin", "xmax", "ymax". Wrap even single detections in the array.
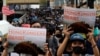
[
  {"xmin": 44, "ymin": 43, "xmax": 52, "ymax": 56},
  {"xmin": 57, "ymin": 27, "xmax": 73, "ymax": 56},
  {"xmin": 87, "ymin": 28, "xmax": 100, "ymax": 56}
]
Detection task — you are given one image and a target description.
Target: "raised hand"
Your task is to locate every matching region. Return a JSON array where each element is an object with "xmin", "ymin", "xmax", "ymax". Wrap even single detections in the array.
[
  {"xmin": 87, "ymin": 28, "xmax": 94, "ymax": 43},
  {"xmin": 62, "ymin": 27, "xmax": 73, "ymax": 37}
]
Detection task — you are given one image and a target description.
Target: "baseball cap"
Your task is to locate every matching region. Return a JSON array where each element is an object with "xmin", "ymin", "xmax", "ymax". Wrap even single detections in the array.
[{"xmin": 70, "ymin": 33, "xmax": 85, "ymax": 42}]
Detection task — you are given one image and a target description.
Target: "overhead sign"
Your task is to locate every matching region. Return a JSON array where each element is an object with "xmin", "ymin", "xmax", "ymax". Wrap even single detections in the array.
[
  {"xmin": 7, "ymin": 0, "xmax": 40, "ymax": 4},
  {"xmin": 63, "ymin": 6, "xmax": 96, "ymax": 26},
  {"xmin": 7, "ymin": 27, "xmax": 46, "ymax": 48}
]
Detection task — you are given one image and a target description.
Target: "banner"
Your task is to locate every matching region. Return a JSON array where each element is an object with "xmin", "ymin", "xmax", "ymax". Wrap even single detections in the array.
[
  {"xmin": 63, "ymin": 6, "xmax": 96, "ymax": 26},
  {"xmin": 7, "ymin": 27, "xmax": 46, "ymax": 49}
]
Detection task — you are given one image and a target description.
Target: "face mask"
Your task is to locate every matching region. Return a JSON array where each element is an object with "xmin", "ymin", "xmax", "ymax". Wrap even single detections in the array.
[{"xmin": 72, "ymin": 46, "xmax": 83, "ymax": 54}]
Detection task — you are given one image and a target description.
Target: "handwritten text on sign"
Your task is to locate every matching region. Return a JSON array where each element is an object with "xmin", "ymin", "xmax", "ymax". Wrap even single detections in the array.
[
  {"xmin": 7, "ymin": 27, "xmax": 46, "ymax": 47},
  {"xmin": 64, "ymin": 6, "xmax": 96, "ymax": 26}
]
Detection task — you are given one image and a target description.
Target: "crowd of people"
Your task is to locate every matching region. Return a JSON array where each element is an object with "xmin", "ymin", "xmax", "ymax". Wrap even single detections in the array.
[
  {"xmin": 11, "ymin": 7, "xmax": 63, "ymax": 27},
  {"xmin": 0, "ymin": 7, "xmax": 100, "ymax": 56}
]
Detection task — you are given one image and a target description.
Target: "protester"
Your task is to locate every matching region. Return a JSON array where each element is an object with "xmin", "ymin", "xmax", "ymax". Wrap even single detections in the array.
[
  {"xmin": 30, "ymin": 19, "xmax": 58, "ymax": 56},
  {"xmin": 46, "ymin": 23, "xmax": 59, "ymax": 56},
  {"xmin": 30, "ymin": 21, "xmax": 41, "ymax": 28},
  {"xmin": 57, "ymin": 22, "xmax": 100, "ymax": 56},
  {"xmin": 30, "ymin": 20, "xmax": 59, "ymax": 56},
  {"xmin": 13, "ymin": 41, "xmax": 39, "ymax": 56},
  {"xmin": 30, "ymin": 21, "xmax": 46, "ymax": 56}
]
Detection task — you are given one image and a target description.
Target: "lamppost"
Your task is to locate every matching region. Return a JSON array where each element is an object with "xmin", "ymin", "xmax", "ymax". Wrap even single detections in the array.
[{"xmin": 3, "ymin": 0, "xmax": 7, "ymax": 20}]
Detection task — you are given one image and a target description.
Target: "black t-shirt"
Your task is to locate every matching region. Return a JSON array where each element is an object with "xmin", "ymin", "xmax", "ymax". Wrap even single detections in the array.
[{"xmin": 0, "ymin": 45, "xmax": 4, "ymax": 52}]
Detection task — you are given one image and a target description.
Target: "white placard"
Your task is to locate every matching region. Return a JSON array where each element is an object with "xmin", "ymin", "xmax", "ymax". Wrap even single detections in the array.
[
  {"xmin": 7, "ymin": 27, "xmax": 46, "ymax": 48},
  {"xmin": 0, "ymin": 20, "xmax": 13, "ymax": 35},
  {"xmin": 63, "ymin": 6, "xmax": 96, "ymax": 26}
]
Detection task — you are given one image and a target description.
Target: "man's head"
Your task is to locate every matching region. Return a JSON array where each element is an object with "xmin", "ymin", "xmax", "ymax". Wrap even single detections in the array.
[
  {"xmin": 68, "ymin": 22, "xmax": 91, "ymax": 34},
  {"xmin": 30, "ymin": 21, "xmax": 41, "ymax": 28},
  {"xmin": 14, "ymin": 42, "xmax": 38, "ymax": 56},
  {"xmin": 70, "ymin": 33, "xmax": 86, "ymax": 54}
]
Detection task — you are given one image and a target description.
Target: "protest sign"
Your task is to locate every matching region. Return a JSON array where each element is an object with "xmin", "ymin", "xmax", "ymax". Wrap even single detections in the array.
[
  {"xmin": 7, "ymin": 27, "xmax": 46, "ymax": 49},
  {"xmin": 63, "ymin": 6, "xmax": 96, "ymax": 26},
  {"xmin": 0, "ymin": 20, "xmax": 13, "ymax": 35}
]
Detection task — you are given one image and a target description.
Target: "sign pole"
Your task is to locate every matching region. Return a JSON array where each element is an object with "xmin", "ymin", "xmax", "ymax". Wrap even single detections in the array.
[{"xmin": 3, "ymin": 0, "xmax": 7, "ymax": 20}]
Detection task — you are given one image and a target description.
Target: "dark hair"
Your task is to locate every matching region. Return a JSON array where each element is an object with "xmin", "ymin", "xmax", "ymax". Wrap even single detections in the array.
[
  {"xmin": 30, "ymin": 21, "xmax": 41, "ymax": 27},
  {"xmin": 68, "ymin": 22, "xmax": 92, "ymax": 34},
  {"xmin": 46, "ymin": 24, "xmax": 56, "ymax": 35},
  {"xmin": 14, "ymin": 42, "xmax": 38, "ymax": 56},
  {"xmin": 37, "ymin": 47, "xmax": 45, "ymax": 55}
]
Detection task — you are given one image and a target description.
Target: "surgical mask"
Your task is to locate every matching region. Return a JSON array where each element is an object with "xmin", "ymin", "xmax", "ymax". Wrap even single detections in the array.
[{"xmin": 72, "ymin": 46, "xmax": 84, "ymax": 54}]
